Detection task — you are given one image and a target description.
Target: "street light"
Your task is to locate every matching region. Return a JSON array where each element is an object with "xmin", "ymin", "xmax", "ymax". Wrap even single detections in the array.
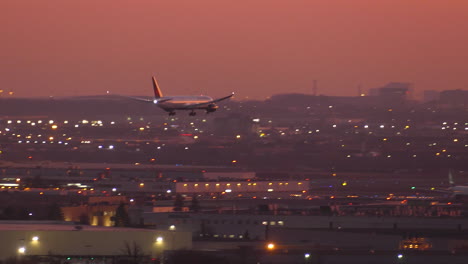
[
  {"xmin": 18, "ymin": 247, "xmax": 26, "ymax": 254},
  {"xmin": 266, "ymin": 243, "xmax": 275, "ymax": 250}
]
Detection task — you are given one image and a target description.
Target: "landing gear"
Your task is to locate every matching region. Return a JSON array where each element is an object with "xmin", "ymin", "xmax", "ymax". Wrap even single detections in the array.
[{"xmin": 189, "ymin": 111, "xmax": 196, "ymax": 116}]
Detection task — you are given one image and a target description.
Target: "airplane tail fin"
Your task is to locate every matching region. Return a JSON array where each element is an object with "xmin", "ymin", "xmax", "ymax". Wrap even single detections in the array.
[
  {"xmin": 449, "ymin": 169, "xmax": 455, "ymax": 186},
  {"xmin": 152, "ymin": 76, "xmax": 163, "ymax": 99}
]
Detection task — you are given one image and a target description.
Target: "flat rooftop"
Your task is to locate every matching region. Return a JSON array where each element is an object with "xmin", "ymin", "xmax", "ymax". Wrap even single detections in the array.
[{"xmin": 0, "ymin": 221, "xmax": 152, "ymax": 232}]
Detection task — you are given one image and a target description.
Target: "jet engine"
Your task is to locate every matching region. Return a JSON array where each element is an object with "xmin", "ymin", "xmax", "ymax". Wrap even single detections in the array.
[{"xmin": 206, "ymin": 104, "xmax": 218, "ymax": 113}]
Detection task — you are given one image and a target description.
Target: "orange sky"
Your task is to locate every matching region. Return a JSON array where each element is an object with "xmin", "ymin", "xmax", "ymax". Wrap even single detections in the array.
[{"xmin": 1, "ymin": 0, "xmax": 468, "ymax": 99}]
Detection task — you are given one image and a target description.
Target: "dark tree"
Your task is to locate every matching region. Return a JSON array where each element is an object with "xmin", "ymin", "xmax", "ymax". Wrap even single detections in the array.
[
  {"xmin": 120, "ymin": 241, "xmax": 145, "ymax": 264},
  {"xmin": 173, "ymin": 194, "xmax": 185, "ymax": 212},
  {"xmin": 243, "ymin": 229, "xmax": 250, "ymax": 240},
  {"xmin": 47, "ymin": 203, "xmax": 64, "ymax": 221},
  {"xmin": 114, "ymin": 202, "xmax": 130, "ymax": 227},
  {"xmin": 79, "ymin": 213, "xmax": 90, "ymax": 225},
  {"xmin": 17, "ymin": 207, "xmax": 30, "ymax": 220},
  {"xmin": 1, "ymin": 206, "xmax": 15, "ymax": 220},
  {"xmin": 189, "ymin": 196, "xmax": 200, "ymax": 212}
]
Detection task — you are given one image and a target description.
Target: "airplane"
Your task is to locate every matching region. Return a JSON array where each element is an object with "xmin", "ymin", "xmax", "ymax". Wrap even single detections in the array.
[
  {"xmin": 428, "ymin": 170, "xmax": 468, "ymax": 200},
  {"xmin": 447, "ymin": 170, "xmax": 468, "ymax": 199},
  {"xmin": 127, "ymin": 76, "xmax": 234, "ymax": 116}
]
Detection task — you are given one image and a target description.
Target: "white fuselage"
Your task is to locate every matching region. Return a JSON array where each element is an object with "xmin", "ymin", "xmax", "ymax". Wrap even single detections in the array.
[
  {"xmin": 156, "ymin": 95, "xmax": 214, "ymax": 110},
  {"xmin": 450, "ymin": 186, "xmax": 468, "ymax": 196}
]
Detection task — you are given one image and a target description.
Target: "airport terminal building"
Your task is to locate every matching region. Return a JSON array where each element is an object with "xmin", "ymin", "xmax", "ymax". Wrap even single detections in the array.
[{"xmin": 0, "ymin": 221, "xmax": 191, "ymax": 262}]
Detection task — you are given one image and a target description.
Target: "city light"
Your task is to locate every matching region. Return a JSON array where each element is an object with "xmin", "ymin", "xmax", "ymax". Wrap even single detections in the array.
[{"xmin": 266, "ymin": 243, "xmax": 275, "ymax": 250}]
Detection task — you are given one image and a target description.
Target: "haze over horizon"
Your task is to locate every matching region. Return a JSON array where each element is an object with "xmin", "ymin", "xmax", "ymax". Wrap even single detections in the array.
[{"xmin": 2, "ymin": 0, "xmax": 468, "ymax": 100}]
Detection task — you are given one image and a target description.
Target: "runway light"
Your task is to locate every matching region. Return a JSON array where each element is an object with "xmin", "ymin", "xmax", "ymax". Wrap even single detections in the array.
[
  {"xmin": 304, "ymin": 253, "xmax": 311, "ymax": 258},
  {"xmin": 266, "ymin": 243, "xmax": 275, "ymax": 250},
  {"xmin": 397, "ymin": 254, "xmax": 403, "ymax": 259}
]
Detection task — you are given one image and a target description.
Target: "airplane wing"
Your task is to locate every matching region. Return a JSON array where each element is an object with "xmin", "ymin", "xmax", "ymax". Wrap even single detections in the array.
[
  {"xmin": 122, "ymin": 95, "xmax": 153, "ymax": 103},
  {"xmin": 113, "ymin": 94, "xmax": 172, "ymax": 104},
  {"xmin": 184, "ymin": 93, "xmax": 234, "ymax": 108}
]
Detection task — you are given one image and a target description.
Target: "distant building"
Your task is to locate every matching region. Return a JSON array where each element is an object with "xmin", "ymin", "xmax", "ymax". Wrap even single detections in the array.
[
  {"xmin": 202, "ymin": 171, "xmax": 255, "ymax": 181},
  {"xmin": 175, "ymin": 180, "xmax": 306, "ymax": 199},
  {"xmin": 62, "ymin": 196, "xmax": 127, "ymax": 226},
  {"xmin": 0, "ymin": 221, "xmax": 191, "ymax": 261},
  {"xmin": 369, "ymin": 82, "xmax": 412, "ymax": 106},
  {"xmin": 439, "ymin": 89, "xmax": 468, "ymax": 109},
  {"xmin": 423, "ymin": 90, "xmax": 440, "ymax": 103},
  {"xmin": 141, "ymin": 211, "xmax": 468, "ymax": 247}
]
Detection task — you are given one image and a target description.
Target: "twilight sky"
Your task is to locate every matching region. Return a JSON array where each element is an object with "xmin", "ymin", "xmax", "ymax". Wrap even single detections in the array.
[{"xmin": 1, "ymin": 0, "xmax": 468, "ymax": 99}]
